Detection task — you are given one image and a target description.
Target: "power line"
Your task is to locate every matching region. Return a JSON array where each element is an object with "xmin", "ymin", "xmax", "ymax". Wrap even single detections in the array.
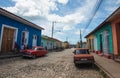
[{"xmin": 83, "ymin": 0, "xmax": 103, "ymax": 34}]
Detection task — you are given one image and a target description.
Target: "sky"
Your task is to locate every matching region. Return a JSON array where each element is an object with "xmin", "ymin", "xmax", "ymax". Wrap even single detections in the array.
[{"xmin": 0, "ymin": 0, "xmax": 120, "ymax": 44}]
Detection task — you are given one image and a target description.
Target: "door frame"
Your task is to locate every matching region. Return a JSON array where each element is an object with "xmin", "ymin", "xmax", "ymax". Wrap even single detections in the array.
[
  {"xmin": 99, "ymin": 33, "xmax": 103, "ymax": 52},
  {"xmin": 0, "ymin": 24, "xmax": 18, "ymax": 51},
  {"xmin": 32, "ymin": 35, "xmax": 37, "ymax": 47},
  {"xmin": 105, "ymin": 30, "xmax": 110, "ymax": 53},
  {"xmin": 21, "ymin": 31, "xmax": 29, "ymax": 47},
  {"xmin": 94, "ymin": 36, "xmax": 98, "ymax": 51}
]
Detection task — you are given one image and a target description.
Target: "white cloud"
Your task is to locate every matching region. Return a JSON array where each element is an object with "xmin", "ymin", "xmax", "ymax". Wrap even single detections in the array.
[
  {"xmin": 5, "ymin": 0, "xmax": 58, "ymax": 17},
  {"xmin": 57, "ymin": 0, "xmax": 69, "ymax": 4},
  {"xmin": 63, "ymin": 25, "xmax": 73, "ymax": 31},
  {"xmin": 47, "ymin": 0, "xmax": 97, "ymax": 24},
  {"xmin": 56, "ymin": 32, "xmax": 65, "ymax": 35},
  {"xmin": 75, "ymin": 30, "xmax": 80, "ymax": 35},
  {"xmin": 2, "ymin": 0, "xmax": 99, "ymax": 43},
  {"xmin": 4, "ymin": 0, "xmax": 97, "ymax": 24}
]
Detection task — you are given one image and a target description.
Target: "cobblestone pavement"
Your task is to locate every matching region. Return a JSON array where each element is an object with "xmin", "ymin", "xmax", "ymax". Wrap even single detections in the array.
[{"xmin": 0, "ymin": 49, "xmax": 103, "ymax": 78}]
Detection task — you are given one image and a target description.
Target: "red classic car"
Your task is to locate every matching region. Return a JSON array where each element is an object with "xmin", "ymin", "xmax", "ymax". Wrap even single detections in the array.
[
  {"xmin": 73, "ymin": 48, "xmax": 95, "ymax": 65},
  {"xmin": 21, "ymin": 46, "xmax": 48, "ymax": 58}
]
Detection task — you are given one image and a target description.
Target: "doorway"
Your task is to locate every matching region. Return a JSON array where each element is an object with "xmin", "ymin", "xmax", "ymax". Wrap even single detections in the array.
[
  {"xmin": 105, "ymin": 31, "xmax": 110, "ymax": 53},
  {"xmin": 100, "ymin": 34, "xmax": 103, "ymax": 52},
  {"xmin": 1, "ymin": 26, "xmax": 17, "ymax": 52},
  {"xmin": 21, "ymin": 31, "xmax": 29, "ymax": 47},
  {"xmin": 32, "ymin": 35, "xmax": 37, "ymax": 47}
]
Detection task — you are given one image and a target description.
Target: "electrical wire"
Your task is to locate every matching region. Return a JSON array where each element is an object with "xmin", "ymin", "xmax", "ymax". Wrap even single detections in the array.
[{"xmin": 83, "ymin": 0, "xmax": 103, "ymax": 34}]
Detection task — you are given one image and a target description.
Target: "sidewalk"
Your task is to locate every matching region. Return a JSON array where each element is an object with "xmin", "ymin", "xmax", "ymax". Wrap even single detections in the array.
[
  {"xmin": 0, "ymin": 53, "xmax": 21, "ymax": 59},
  {"xmin": 92, "ymin": 53, "xmax": 120, "ymax": 78}
]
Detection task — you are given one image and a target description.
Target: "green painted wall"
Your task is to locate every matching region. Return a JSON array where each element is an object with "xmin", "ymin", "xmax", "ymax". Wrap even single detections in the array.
[
  {"xmin": 94, "ymin": 23, "xmax": 113, "ymax": 54},
  {"xmin": 41, "ymin": 38, "xmax": 56, "ymax": 49},
  {"xmin": 41, "ymin": 38, "xmax": 48, "ymax": 48}
]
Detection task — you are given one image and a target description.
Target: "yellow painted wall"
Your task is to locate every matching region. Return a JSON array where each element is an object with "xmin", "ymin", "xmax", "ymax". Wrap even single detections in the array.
[
  {"xmin": 86, "ymin": 34, "xmax": 94, "ymax": 51},
  {"xmin": 56, "ymin": 41, "xmax": 62, "ymax": 47},
  {"xmin": 62, "ymin": 42, "xmax": 69, "ymax": 49}
]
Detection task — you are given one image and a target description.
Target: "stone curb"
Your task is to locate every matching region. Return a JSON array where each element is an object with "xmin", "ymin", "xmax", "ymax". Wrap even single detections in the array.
[{"xmin": 95, "ymin": 62, "xmax": 115, "ymax": 78}]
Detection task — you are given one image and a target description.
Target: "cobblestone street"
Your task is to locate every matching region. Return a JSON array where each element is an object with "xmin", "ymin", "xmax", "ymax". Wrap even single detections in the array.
[{"xmin": 0, "ymin": 49, "xmax": 103, "ymax": 78}]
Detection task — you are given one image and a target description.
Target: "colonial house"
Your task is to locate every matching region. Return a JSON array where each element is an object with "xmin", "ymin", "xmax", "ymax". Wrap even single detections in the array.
[
  {"xmin": 94, "ymin": 22, "xmax": 113, "ymax": 58},
  {"xmin": 85, "ymin": 7, "xmax": 120, "ymax": 59},
  {"xmin": 55, "ymin": 39, "xmax": 62, "ymax": 48},
  {"xmin": 62, "ymin": 41, "xmax": 69, "ymax": 49},
  {"xmin": 85, "ymin": 34, "xmax": 94, "ymax": 52},
  {"xmin": 41, "ymin": 35, "xmax": 52, "ymax": 50},
  {"xmin": 41, "ymin": 35, "xmax": 62, "ymax": 50},
  {"xmin": 0, "ymin": 8, "xmax": 44, "ymax": 54},
  {"xmin": 110, "ymin": 7, "xmax": 120, "ymax": 59}
]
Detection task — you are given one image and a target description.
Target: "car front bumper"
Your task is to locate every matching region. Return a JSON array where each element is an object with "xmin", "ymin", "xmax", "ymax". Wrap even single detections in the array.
[
  {"xmin": 22, "ymin": 54, "xmax": 33, "ymax": 57},
  {"xmin": 74, "ymin": 60, "xmax": 94, "ymax": 64},
  {"xmin": 21, "ymin": 52, "xmax": 33, "ymax": 57}
]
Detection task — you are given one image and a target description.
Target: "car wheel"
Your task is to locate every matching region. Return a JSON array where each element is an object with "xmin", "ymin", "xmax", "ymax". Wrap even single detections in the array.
[{"xmin": 32, "ymin": 55, "xmax": 36, "ymax": 59}]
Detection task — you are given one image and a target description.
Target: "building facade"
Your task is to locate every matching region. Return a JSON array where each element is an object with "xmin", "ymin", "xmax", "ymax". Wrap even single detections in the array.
[
  {"xmin": 41, "ymin": 36, "xmax": 52, "ymax": 50},
  {"xmin": 85, "ymin": 34, "xmax": 94, "ymax": 52},
  {"xmin": 41, "ymin": 35, "xmax": 62, "ymax": 50},
  {"xmin": 94, "ymin": 23, "xmax": 114, "ymax": 57},
  {"xmin": 55, "ymin": 39, "xmax": 62, "ymax": 48},
  {"xmin": 41, "ymin": 36, "xmax": 51, "ymax": 50},
  {"xmin": 0, "ymin": 8, "xmax": 44, "ymax": 53},
  {"xmin": 111, "ymin": 10, "xmax": 120, "ymax": 57},
  {"xmin": 85, "ymin": 7, "xmax": 120, "ymax": 59},
  {"xmin": 62, "ymin": 41, "xmax": 69, "ymax": 49}
]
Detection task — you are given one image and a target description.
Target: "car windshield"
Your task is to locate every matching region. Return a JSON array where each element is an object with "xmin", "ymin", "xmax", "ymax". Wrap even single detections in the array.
[
  {"xmin": 32, "ymin": 47, "xmax": 37, "ymax": 50},
  {"xmin": 75, "ymin": 50, "xmax": 89, "ymax": 54}
]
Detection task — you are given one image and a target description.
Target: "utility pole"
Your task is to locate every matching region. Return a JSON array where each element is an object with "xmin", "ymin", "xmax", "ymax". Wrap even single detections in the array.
[
  {"xmin": 51, "ymin": 22, "xmax": 54, "ymax": 50},
  {"xmin": 80, "ymin": 29, "xmax": 82, "ymax": 48},
  {"xmin": 51, "ymin": 21, "xmax": 61, "ymax": 50},
  {"xmin": 51, "ymin": 21, "xmax": 56, "ymax": 50},
  {"xmin": 51, "ymin": 22, "xmax": 54, "ymax": 38}
]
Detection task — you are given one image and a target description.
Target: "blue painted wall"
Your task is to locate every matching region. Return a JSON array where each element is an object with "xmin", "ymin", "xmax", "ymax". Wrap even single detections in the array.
[{"xmin": 0, "ymin": 14, "xmax": 42, "ymax": 49}]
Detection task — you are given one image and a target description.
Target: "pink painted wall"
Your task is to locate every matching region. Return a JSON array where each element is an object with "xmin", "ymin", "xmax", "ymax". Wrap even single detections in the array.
[{"xmin": 112, "ymin": 16, "xmax": 120, "ymax": 55}]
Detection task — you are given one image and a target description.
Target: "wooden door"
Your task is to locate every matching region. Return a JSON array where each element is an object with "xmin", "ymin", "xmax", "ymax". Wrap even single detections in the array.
[{"xmin": 1, "ymin": 27, "xmax": 15, "ymax": 52}]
